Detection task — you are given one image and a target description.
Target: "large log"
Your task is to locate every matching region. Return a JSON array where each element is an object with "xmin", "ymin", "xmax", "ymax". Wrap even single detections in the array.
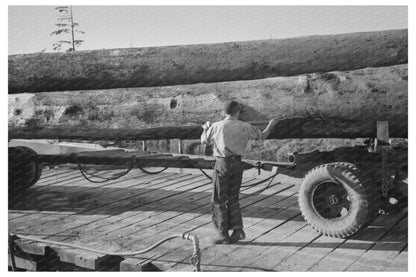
[
  {"xmin": 8, "ymin": 29, "xmax": 407, "ymax": 94},
  {"xmin": 9, "ymin": 64, "xmax": 408, "ymax": 139},
  {"xmin": 8, "ymin": 64, "xmax": 408, "ymax": 140}
]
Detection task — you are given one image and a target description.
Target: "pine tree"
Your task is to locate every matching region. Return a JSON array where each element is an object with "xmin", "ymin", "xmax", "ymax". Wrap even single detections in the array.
[{"xmin": 50, "ymin": 6, "xmax": 84, "ymax": 52}]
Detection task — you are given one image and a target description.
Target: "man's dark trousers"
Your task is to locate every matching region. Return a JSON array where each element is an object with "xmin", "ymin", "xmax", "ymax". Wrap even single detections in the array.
[{"xmin": 211, "ymin": 156, "xmax": 244, "ymax": 233}]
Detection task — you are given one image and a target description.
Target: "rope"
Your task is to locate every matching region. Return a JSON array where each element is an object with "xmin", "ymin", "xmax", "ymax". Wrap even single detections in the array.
[
  {"xmin": 176, "ymin": 155, "xmax": 212, "ymax": 180},
  {"xmin": 241, "ymin": 171, "xmax": 280, "ymax": 196},
  {"xmin": 137, "ymin": 166, "xmax": 168, "ymax": 175},
  {"xmin": 177, "ymin": 155, "xmax": 280, "ymax": 195},
  {"xmin": 9, "ymin": 232, "xmax": 201, "ymax": 271},
  {"xmin": 241, "ymin": 171, "xmax": 278, "ymax": 188},
  {"xmin": 77, "ymin": 155, "xmax": 136, "ymax": 183},
  {"xmin": 77, "ymin": 153, "xmax": 169, "ymax": 182},
  {"xmin": 76, "ymin": 151, "xmax": 276, "ymax": 196}
]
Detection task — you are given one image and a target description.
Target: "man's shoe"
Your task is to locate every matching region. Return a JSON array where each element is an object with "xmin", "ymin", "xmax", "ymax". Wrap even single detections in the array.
[
  {"xmin": 210, "ymin": 232, "xmax": 230, "ymax": 244},
  {"xmin": 230, "ymin": 229, "xmax": 246, "ymax": 243}
]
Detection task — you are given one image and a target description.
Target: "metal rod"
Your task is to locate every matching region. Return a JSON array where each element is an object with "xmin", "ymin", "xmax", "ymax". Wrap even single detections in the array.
[
  {"xmin": 36, "ymin": 152, "xmax": 295, "ymax": 171},
  {"xmin": 178, "ymin": 139, "xmax": 183, "ymax": 154},
  {"xmin": 8, "ymin": 235, "xmax": 17, "ymax": 271}
]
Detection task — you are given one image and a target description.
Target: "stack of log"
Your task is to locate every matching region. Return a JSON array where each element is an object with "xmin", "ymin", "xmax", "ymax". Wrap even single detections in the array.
[{"xmin": 8, "ymin": 29, "xmax": 408, "ymax": 141}]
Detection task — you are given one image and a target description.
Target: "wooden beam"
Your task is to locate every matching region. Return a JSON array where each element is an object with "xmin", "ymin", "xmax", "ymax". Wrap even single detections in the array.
[
  {"xmin": 8, "ymin": 29, "xmax": 407, "ymax": 94},
  {"xmin": 120, "ymin": 258, "xmax": 164, "ymax": 271},
  {"xmin": 377, "ymin": 121, "xmax": 390, "ymax": 144},
  {"xmin": 8, "ymin": 254, "xmax": 38, "ymax": 271},
  {"xmin": 6, "ymin": 117, "xmax": 406, "ymax": 140}
]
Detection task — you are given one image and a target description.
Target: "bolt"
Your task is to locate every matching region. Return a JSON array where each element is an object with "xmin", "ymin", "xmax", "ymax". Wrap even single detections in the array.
[{"xmin": 329, "ymin": 194, "xmax": 339, "ymax": 205}]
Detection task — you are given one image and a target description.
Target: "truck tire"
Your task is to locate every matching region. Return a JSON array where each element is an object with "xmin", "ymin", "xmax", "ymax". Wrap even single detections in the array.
[
  {"xmin": 299, "ymin": 163, "xmax": 376, "ymax": 238},
  {"xmin": 8, "ymin": 146, "xmax": 42, "ymax": 197}
]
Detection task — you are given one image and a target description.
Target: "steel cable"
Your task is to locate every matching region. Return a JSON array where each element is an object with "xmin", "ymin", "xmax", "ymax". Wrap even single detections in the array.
[
  {"xmin": 76, "ymin": 152, "xmax": 276, "ymax": 195},
  {"xmin": 77, "ymin": 155, "xmax": 136, "ymax": 183}
]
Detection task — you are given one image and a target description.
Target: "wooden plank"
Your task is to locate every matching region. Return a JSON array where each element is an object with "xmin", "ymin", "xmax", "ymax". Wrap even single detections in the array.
[
  {"xmin": 52, "ymin": 174, "xmax": 211, "ymax": 243},
  {"xmin": 7, "ymin": 175, "xmax": 260, "ymax": 229},
  {"xmin": 9, "ymin": 172, "xmax": 182, "ymax": 235},
  {"xmin": 8, "ymin": 241, "xmax": 65, "ymax": 271},
  {"xmin": 9, "ymin": 169, "xmax": 151, "ymax": 222},
  {"xmin": 171, "ymin": 190, "xmax": 301, "ymax": 271},
  {"xmin": 24, "ymin": 169, "xmax": 81, "ymax": 190},
  {"xmin": 8, "ymin": 179, "xmax": 205, "ymax": 269},
  {"xmin": 386, "ymin": 246, "xmax": 408, "ymax": 271},
  {"xmin": 9, "ymin": 213, "xmax": 66, "ymax": 232},
  {"xmin": 37, "ymin": 168, "xmax": 73, "ymax": 180},
  {"xmin": 175, "ymin": 216, "xmax": 305, "ymax": 272},
  {"xmin": 32, "ymin": 167, "xmax": 149, "ymax": 193},
  {"xmin": 120, "ymin": 258, "xmax": 164, "ymax": 271},
  {"xmin": 9, "ymin": 167, "xmax": 408, "ymax": 271},
  {"xmin": 8, "ymin": 210, "xmax": 74, "ymax": 223},
  {"xmin": 9, "ymin": 171, "xmax": 144, "ymax": 212},
  {"xmin": 13, "ymin": 239, "xmax": 49, "ymax": 256},
  {"xmin": 131, "ymin": 181, "xmax": 298, "ymax": 269},
  {"xmin": 57, "ymin": 176, "xmax": 254, "ymax": 251},
  {"xmin": 308, "ymin": 210, "xmax": 407, "ymax": 271},
  {"xmin": 19, "ymin": 242, "xmax": 119, "ymax": 271},
  {"xmin": 9, "ymin": 172, "xmax": 203, "ymax": 252},
  {"xmin": 8, "ymin": 170, "xmax": 308, "ymax": 270},
  {"xmin": 84, "ymin": 177, "xmax": 260, "ymax": 256},
  {"xmin": 53, "ymin": 247, "xmax": 123, "ymax": 270},
  {"xmin": 272, "ymin": 228, "xmax": 343, "ymax": 271},
  {"xmin": 10, "ymin": 174, "xmax": 211, "ymax": 270},
  {"xmin": 175, "ymin": 264, "xmax": 268, "ymax": 272},
  {"xmin": 8, "ymin": 210, "xmax": 55, "ymax": 221},
  {"xmin": 9, "ymin": 169, "xmax": 167, "ymax": 215},
  {"xmin": 8, "ymin": 171, "xmax": 181, "ymax": 257},
  {"xmin": 346, "ymin": 215, "xmax": 408, "ymax": 271},
  {"xmin": 12, "ymin": 169, "xmax": 107, "ymax": 199},
  {"xmin": 232, "ymin": 216, "xmax": 313, "ymax": 271},
  {"xmin": 8, "ymin": 253, "xmax": 37, "ymax": 271}
]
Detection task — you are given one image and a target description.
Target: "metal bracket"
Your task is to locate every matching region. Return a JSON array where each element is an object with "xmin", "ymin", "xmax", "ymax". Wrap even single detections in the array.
[
  {"xmin": 368, "ymin": 121, "xmax": 393, "ymax": 197},
  {"xmin": 8, "ymin": 234, "xmax": 17, "ymax": 271},
  {"xmin": 255, "ymin": 162, "xmax": 262, "ymax": 175}
]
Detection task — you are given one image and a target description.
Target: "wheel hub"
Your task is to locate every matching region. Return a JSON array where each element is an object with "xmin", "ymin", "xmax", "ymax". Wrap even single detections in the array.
[
  {"xmin": 328, "ymin": 194, "xmax": 339, "ymax": 205},
  {"xmin": 312, "ymin": 181, "xmax": 351, "ymax": 220}
]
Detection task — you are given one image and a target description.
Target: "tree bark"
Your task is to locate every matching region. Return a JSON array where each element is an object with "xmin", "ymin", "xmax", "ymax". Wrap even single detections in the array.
[
  {"xmin": 8, "ymin": 29, "xmax": 407, "ymax": 94},
  {"xmin": 8, "ymin": 64, "xmax": 408, "ymax": 140}
]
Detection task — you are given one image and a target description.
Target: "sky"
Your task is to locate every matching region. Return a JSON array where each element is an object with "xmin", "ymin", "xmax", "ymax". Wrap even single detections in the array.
[{"xmin": 8, "ymin": 5, "xmax": 408, "ymax": 55}]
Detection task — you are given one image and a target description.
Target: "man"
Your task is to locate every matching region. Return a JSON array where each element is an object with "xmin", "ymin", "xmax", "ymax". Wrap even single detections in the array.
[{"xmin": 201, "ymin": 100, "xmax": 278, "ymax": 244}]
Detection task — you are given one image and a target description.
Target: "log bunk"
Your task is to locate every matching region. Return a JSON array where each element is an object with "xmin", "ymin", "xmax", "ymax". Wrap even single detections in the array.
[{"xmin": 8, "ymin": 29, "xmax": 408, "ymax": 271}]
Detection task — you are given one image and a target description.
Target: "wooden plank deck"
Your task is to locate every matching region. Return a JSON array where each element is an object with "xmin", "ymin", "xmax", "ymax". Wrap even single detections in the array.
[{"xmin": 8, "ymin": 167, "xmax": 408, "ymax": 271}]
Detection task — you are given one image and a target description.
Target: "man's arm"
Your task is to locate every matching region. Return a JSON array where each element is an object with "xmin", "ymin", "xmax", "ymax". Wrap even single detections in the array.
[
  {"xmin": 260, "ymin": 118, "xmax": 278, "ymax": 140},
  {"xmin": 201, "ymin": 121, "xmax": 213, "ymax": 145}
]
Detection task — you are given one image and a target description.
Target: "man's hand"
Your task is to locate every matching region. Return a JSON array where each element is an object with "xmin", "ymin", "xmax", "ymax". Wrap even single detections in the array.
[
  {"xmin": 260, "ymin": 118, "xmax": 279, "ymax": 140},
  {"xmin": 268, "ymin": 118, "xmax": 279, "ymax": 128},
  {"xmin": 201, "ymin": 121, "xmax": 212, "ymax": 145},
  {"xmin": 202, "ymin": 121, "xmax": 212, "ymax": 131}
]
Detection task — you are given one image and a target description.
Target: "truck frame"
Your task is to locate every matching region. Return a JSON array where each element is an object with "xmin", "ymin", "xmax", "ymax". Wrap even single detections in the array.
[{"xmin": 8, "ymin": 121, "xmax": 407, "ymax": 239}]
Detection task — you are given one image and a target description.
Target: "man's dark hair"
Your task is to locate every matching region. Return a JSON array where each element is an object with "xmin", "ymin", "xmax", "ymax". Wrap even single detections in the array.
[{"xmin": 224, "ymin": 100, "xmax": 241, "ymax": 115}]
